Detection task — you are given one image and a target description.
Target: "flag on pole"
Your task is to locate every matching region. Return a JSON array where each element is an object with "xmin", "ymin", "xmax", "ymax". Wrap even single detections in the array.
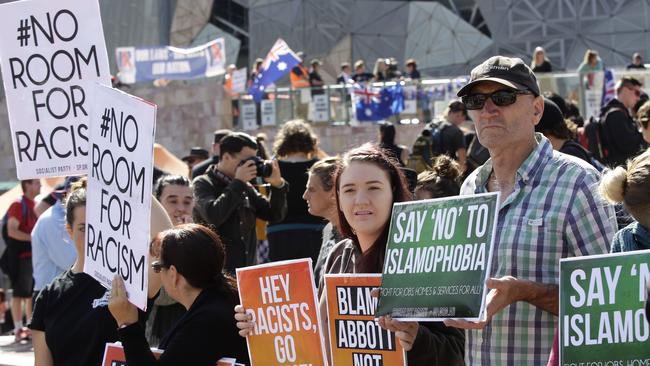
[
  {"xmin": 601, "ymin": 69, "xmax": 616, "ymax": 108},
  {"xmin": 248, "ymin": 39, "xmax": 301, "ymax": 102}
]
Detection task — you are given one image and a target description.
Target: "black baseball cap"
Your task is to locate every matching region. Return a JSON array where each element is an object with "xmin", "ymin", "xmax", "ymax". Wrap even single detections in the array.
[
  {"xmin": 457, "ymin": 56, "xmax": 540, "ymax": 97},
  {"xmin": 181, "ymin": 147, "xmax": 209, "ymax": 162}
]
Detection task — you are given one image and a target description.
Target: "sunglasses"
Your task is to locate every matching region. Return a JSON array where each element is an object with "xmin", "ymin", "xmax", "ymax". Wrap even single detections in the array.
[
  {"xmin": 151, "ymin": 260, "xmax": 170, "ymax": 273},
  {"xmin": 462, "ymin": 90, "xmax": 532, "ymax": 110}
]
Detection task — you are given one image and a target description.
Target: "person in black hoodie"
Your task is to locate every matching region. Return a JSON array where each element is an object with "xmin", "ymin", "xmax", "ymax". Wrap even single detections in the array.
[
  {"xmin": 600, "ymin": 76, "xmax": 645, "ymax": 167},
  {"xmin": 109, "ymin": 224, "xmax": 249, "ymax": 365}
]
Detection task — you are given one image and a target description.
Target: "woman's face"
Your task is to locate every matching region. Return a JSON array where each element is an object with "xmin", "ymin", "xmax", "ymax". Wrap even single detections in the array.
[
  {"xmin": 535, "ymin": 51, "xmax": 544, "ymax": 64},
  {"xmin": 67, "ymin": 206, "xmax": 86, "ymax": 253},
  {"xmin": 303, "ymin": 175, "xmax": 335, "ymax": 219},
  {"xmin": 160, "ymin": 184, "xmax": 194, "ymax": 225},
  {"xmin": 338, "ymin": 161, "xmax": 394, "ymax": 240}
]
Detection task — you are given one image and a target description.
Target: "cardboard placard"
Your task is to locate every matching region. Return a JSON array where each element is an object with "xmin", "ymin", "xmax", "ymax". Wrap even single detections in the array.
[
  {"xmin": 85, "ymin": 83, "xmax": 156, "ymax": 310},
  {"xmin": 324, "ymin": 274, "xmax": 406, "ymax": 366},
  {"xmin": 261, "ymin": 100, "xmax": 276, "ymax": 126},
  {"xmin": 312, "ymin": 94, "xmax": 329, "ymax": 122},
  {"xmin": 376, "ymin": 193, "xmax": 499, "ymax": 321},
  {"xmin": 560, "ymin": 250, "xmax": 650, "ymax": 364},
  {"xmin": 231, "ymin": 67, "xmax": 247, "ymax": 94},
  {"xmin": 0, "ymin": 0, "xmax": 111, "ymax": 179},
  {"xmin": 236, "ymin": 259, "xmax": 327, "ymax": 366},
  {"xmin": 240, "ymin": 103, "xmax": 257, "ymax": 131}
]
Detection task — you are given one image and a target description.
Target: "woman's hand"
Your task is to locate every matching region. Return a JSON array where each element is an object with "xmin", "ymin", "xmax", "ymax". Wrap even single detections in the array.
[
  {"xmin": 234, "ymin": 305, "xmax": 255, "ymax": 337},
  {"xmin": 108, "ymin": 275, "xmax": 138, "ymax": 328},
  {"xmin": 377, "ymin": 315, "xmax": 420, "ymax": 351}
]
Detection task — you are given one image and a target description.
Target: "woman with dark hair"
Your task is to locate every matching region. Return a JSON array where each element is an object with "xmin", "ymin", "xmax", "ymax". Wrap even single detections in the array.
[
  {"xmin": 267, "ymin": 120, "xmax": 326, "ymax": 263},
  {"xmin": 30, "ymin": 178, "xmax": 171, "ymax": 366},
  {"xmin": 109, "ymin": 224, "xmax": 249, "ymax": 365},
  {"xmin": 378, "ymin": 122, "xmax": 409, "ymax": 166},
  {"xmin": 235, "ymin": 144, "xmax": 465, "ymax": 365}
]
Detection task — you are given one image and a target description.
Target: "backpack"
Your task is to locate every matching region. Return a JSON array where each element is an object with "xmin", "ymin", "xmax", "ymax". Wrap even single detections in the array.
[
  {"xmin": 577, "ymin": 107, "xmax": 624, "ymax": 163},
  {"xmin": 407, "ymin": 120, "xmax": 450, "ymax": 173},
  {"xmin": 0, "ymin": 198, "xmax": 28, "ymax": 278},
  {"xmin": 466, "ymin": 135, "xmax": 490, "ymax": 174}
]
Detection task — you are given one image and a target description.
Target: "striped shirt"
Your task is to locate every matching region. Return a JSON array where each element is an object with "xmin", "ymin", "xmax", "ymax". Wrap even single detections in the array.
[{"xmin": 460, "ymin": 134, "xmax": 616, "ymax": 365}]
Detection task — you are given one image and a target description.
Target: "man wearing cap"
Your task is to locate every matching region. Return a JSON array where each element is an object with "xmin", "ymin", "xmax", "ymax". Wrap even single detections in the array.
[
  {"xmin": 599, "ymin": 76, "xmax": 645, "ymax": 167},
  {"xmin": 309, "ymin": 59, "xmax": 325, "ymax": 97},
  {"xmin": 192, "ymin": 132, "xmax": 287, "ymax": 273},
  {"xmin": 191, "ymin": 129, "xmax": 232, "ymax": 179},
  {"xmin": 443, "ymin": 56, "xmax": 616, "ymax": 364},
  {"xmin": 181, "ymin": 147, "xmax": 209, "ymax": 171}
]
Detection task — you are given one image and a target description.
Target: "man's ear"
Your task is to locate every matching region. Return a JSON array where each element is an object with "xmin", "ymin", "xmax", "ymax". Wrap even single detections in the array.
[{"xmin": 532, "ymin": 96, "xmax": 544, "ymax": 125}]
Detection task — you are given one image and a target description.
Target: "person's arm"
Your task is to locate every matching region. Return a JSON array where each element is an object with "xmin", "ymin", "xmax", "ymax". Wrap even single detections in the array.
[
  {"xmin": 406, "ymin": 321, "xmax": 465, "ymax": 366},
  {"xmin": 7, "ymin": 217, "xmax": 31, "ymax": 241},
  {"xmin": 33, "ymin": 330, "xmax": 54, "ymax": 366},
  {"xmin": 444, "ymin": 276, "xmax": 558, "ymax": 330},
  {"xmin": 193, "ymin": 177, "xmax": 246, "ymax": 227}
]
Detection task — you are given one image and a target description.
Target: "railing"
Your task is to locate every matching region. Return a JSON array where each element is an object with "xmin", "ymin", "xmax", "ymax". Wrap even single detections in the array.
[{"xmin": 234, "ymin": 68, "xmax": 650, "ymax": 130}]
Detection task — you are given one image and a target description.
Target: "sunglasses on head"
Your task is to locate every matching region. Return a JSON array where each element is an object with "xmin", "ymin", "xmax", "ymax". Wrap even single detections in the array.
[
  {"xmin": 151, "ymin": 260, "xmax": 170, "ymax": 273},
  {"xmin": 462, "ymin": 90, "xmax": 533, "ymax": 110}
]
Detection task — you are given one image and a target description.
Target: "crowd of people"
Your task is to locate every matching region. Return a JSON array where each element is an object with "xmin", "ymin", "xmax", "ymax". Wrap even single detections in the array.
[{"xmin": 0, "ymin": 51, "xmax": 649, "ymax": 365}]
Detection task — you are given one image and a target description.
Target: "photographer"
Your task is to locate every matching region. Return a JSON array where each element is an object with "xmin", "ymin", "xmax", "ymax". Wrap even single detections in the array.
[{"xmin": 192, "ymin": 132, "xmax": 288, "ymax": 273}]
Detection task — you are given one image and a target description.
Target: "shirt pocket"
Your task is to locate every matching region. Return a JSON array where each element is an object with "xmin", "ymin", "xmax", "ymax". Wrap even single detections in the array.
[{"xmin": 496, "ymin": 215, "xmax": 563, "ymax": 283}]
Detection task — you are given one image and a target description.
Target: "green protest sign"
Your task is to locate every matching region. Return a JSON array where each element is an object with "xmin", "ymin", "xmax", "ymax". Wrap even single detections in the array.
[
  {"xmin": 560, "ymin": 250, "xmax": 650, "ymax": 365},
  {"xmin": 376, "ymin": 192, "xmax": 498, "ymax": 321}
]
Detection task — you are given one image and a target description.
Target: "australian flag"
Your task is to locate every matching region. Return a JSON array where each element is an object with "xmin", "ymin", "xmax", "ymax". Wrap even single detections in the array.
[
  {"xmin": 601, "ymin": 68, "xmax": 616, "ymax": 108},
  {"xmin": 354, "ymin": 84, "xmax": 404, "ymax": 121},
  {"xmin": 248, "ymin": 39, "xmax": 301, "ymax": 102}
]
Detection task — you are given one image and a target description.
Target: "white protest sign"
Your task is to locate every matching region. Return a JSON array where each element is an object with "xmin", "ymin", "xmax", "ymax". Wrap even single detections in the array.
[
  {"xmin": 312, "ymin": 94, "xmax": 329, "ymax": 122},
  {"xmin": 240, "ymin": 103, "xmax": 257, "ymax": 131},
  {"xmin": 403, "ymin": 85, "xmax": 417, "ymax": 114},
  {"xmin": 231, "ymin": 67, "xmax": 247, "ymax": 94},
  {"xmin": 261, "ymin": 100, "xmax": 276, "ymax": 126},
  {"xmin": 85, "ymin": 83, "xmax": 156, "ymax": 310},
  {"xmin": 0, "ymin": 0, "xmax": 111, "ymax": 179}
]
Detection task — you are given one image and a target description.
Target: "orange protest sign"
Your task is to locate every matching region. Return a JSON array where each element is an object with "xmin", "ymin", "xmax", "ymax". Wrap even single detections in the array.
[
  {"xmin": 236, "ymin": 258, "xmax": 327, "ymax": 366},
  {"xmin": 324, "ymin": 274, "xmax": 407, "ymax": 366}
]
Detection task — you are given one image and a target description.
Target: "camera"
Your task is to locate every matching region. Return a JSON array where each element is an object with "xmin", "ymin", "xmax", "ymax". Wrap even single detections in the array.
[{"xmin": 238, "ymin": 156, "xmax": 273, "ymax": 178}]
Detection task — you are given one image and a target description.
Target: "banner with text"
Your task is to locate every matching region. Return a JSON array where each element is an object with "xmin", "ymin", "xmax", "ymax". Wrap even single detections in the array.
[
  {"xmin": 0, "ymin": 0, "xmax": 111, "ymax": 179},
  {"xmin": 325, "ymin": 274, "xmax": 406, "ymax": 366},
  {"xmin": 376, "ymin": 193, "xmax": 499, "ymax": 321},
  {"xmin": 85, "ymin": 84, "xmax": 156, "ymax": 310},
  {"xmin": 236, "ymin": 258, "xmax": 327, "ymax": 366},
  {"xmin": 560, "ymin": 250, "xmax": 650, "ymax": 365},
  {"xmin": 116, "ymin": 38, "xmax": 225, "ymax": 84}
]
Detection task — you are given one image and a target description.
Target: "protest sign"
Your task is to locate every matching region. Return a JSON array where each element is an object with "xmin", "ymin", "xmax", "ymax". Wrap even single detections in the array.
[
  {"xmin": 312, "ymin": 94, "xmax": 329, "ymax": 122},
  {"xmin": 324, "ymin": 274, "xmax": 406, "ymax": 366},
  {"xmin": 102, "ymin": 342, "xmax": 238, "ymax": 366},
  {"xmin": 85, "ymin": 83, "xmax": 156, "ymax": 310},
  {"xmin": 261, "ymin": 100, "xmax": 276, "ymax": 126},
  {"xmin": 376, "ymin": 192, "xmax": 499, "ymax": 321},
  {"xmin": 231, "ymin": 67, "xmax": 247, "ymax": 94},
  {"xmin": 240, "ymin": 103, "xmax": 257, "ymax": 131},
  {"xmin": 0, "ymin": 0, "xmax": 111, "ymax": 179},
  {"xmin": 115, "ymin": 38, "xmax": 225, "ymax": 84},
  {"xmin": 402, "ymin": 85, "xmax": 417, "ymax": 114},
  {"xmin": 237, "ymin": 258, "xmax": 327, "ymax": 366},
  {"xmin": 560, "ymin": 250, "xmax": 650, "ymax": 365}
]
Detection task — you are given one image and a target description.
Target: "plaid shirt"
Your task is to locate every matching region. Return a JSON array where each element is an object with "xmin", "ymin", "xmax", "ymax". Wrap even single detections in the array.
[{"xmin": 460, "ymin": 134, "xmax": 617, "ymax": 365}]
